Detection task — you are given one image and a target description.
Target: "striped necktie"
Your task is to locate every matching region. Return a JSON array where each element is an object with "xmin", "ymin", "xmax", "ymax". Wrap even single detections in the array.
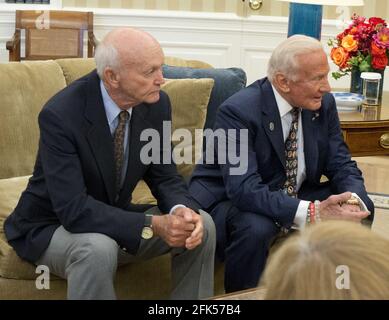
[{"xmin": 113, "ymin": 110, "xmax": 129, "ymax": 194}]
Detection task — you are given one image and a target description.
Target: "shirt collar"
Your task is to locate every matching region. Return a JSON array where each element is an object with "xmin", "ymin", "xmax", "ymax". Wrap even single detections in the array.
[
  {"xmin": 100, "ymin": 80, "xmax": 131, "ymax": 125},
  {"xmin": 271, "ymin": 84, "xmax": 293, "ymax": 118}
]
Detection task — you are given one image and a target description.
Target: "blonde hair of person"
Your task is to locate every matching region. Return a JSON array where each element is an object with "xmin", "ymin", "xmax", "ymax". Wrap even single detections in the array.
[{"xmin": 262, "ymin": 221, "xmax": 389, "ymax": 300}]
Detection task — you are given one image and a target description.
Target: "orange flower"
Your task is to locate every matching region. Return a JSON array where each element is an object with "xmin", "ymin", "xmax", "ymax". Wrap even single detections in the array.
[
  {"xmin": 331, "ymin": 47, "xmax": 349, "ymax": 68},
  {"xmin": 371, "ymin": 41, "xmax": 386, "ymax": 56},
  {"xmin": 341, "ymin": 35, "xmax": 358, "ymax": 52},
  {"xmin": 349, "ymin": 26, "xmax": 358, "ymax": 35}
]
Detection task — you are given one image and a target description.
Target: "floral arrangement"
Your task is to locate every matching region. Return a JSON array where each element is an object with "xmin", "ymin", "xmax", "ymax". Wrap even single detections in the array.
[{"xmin": 329, "ymin": 14, "xmax": 389, "ymax": 79}]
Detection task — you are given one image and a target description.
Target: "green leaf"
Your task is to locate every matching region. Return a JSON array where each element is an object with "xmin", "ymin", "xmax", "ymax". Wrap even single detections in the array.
[
  {"xmin": 331, "ymin": 71, "xmax": 348, "ymax": 80},
  {"xmin": 359, "ymin": 55, "xmax": 372, "ymax": 72}
]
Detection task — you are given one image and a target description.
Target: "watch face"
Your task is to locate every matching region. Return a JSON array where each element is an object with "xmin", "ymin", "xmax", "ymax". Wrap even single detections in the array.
[{"xmin": 141, "ymin": 226, "xmax": 153, "ymax": 239}]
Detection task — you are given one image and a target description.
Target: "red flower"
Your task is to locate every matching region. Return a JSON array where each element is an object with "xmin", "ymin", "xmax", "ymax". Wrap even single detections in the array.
[
  {"xmin": 372, "ymin": 54, "xmax": 388, "ymax": 70},
  {"xmin": 369, "ymin": 17, "xmax": 387, "ymax": 28}
]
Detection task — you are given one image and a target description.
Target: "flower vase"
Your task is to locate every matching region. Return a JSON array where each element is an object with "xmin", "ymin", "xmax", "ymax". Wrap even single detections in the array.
[{"xmin": 350, "ymin": 68, "xmax": 362, "ymax": 94}]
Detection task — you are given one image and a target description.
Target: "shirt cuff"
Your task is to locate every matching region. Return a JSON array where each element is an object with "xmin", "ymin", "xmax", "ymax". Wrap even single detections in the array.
[
  {"xmin": 169, "ymin": 204, "xmax": 187, "ymax": 215},
  {"xmin": 351, "ymin": 192, "xmax": 369, "ymax": 212},
  {"xmin": 293, "ymin": 200, "xmax": 310, "ymax": 230}
]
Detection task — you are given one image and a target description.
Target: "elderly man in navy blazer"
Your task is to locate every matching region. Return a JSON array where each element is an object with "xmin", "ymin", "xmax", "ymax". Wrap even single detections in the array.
[
  {"xmin": 5, "ymin": 28, "xmax": 216, "ymax": 300},
  {"xmin": 189, "ymin": 35, "xmax": 373, "ymax": 293}
]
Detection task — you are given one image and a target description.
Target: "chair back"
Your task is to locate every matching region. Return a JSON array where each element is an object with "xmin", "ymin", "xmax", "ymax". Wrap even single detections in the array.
[{"xmin": 7, "ymin": 10, "xmax": 96, "ymax": 61}]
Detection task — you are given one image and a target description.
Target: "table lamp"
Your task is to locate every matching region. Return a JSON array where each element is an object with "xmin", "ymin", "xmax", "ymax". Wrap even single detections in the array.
[{"xmin": 277, "ymin": 0, "xmax": 364, "ymax": 40}]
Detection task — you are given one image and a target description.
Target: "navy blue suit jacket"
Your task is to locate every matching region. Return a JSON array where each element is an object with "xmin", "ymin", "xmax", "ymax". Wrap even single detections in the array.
[
  {"xmin": 5, "ymin": 70, "xmax": 198, "ymax": 263},
  {"xmin": 189, "ymin": 78, "xmax": 374, "ymax": 229}
]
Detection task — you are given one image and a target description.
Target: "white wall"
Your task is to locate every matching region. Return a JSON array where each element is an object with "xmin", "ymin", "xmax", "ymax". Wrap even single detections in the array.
[{"xmin": 0, "ymin": 7, "xmax": 384, "ymax": 90}]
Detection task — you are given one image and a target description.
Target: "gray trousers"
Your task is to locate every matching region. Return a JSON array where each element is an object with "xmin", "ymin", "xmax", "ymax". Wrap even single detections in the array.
[{"xmin": 36, "ymin": 208, "xmax": 216, "ymax": 300}]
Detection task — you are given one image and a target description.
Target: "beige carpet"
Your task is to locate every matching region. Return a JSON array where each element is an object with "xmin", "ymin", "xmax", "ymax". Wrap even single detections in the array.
[{"xmin": 369, "ymin": 193, "xmax": 389, "ymax": 209}]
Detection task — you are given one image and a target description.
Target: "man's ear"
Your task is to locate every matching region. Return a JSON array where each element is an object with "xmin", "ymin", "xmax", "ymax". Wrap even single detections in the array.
[
  {"xmin": 274, "ymin": 73, "xmax": 290, "ymax": 93},
  {"xmin": 103, "ymin": 68, "xmax": 120, "ymax": 88}
]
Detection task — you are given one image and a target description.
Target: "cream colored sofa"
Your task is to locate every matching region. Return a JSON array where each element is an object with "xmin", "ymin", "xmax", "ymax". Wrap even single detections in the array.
[{"xmin": 0, "ymin": 57, "xmax": 247, "ymax": 299}]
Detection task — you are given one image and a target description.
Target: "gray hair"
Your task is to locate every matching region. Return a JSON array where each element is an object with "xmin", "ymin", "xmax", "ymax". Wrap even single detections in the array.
[
  {"xmin": 94, "ymin": 41, "xmax": 121, "ymax": 79},
  {"xmin": 267, "ymin": 35, "xmax": 324, "ymax": 82}
]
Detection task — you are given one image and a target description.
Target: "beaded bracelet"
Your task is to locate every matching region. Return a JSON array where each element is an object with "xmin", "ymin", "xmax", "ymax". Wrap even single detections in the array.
[
  {"xmin": 314, "ymin": 200, "xmax": 321, "ymax": 222},
  {"xmin": 306, "ymin": 202, "xmax": 316, "ymax": 225},
  {"xmin": 309, "ymin": 201, "xmax": 315, "ymax": 224},
  {"xmin": 306, "ymin": 203, "xmax": 311, "ymax": 225}
]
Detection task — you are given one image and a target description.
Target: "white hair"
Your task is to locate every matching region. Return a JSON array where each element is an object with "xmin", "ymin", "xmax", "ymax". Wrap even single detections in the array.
[
  {"xmin": 94, "ymin": 41, "xmax": 121, "ymax": 79},
  {"xmin": 267, "ymin": 35, "xmax": 324, "ymax": 82}
]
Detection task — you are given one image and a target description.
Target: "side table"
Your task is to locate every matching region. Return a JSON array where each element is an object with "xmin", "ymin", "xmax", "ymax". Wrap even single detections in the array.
[{"xmin": 339, "ymin": 92, "xmax": 389, "ymax": 156}]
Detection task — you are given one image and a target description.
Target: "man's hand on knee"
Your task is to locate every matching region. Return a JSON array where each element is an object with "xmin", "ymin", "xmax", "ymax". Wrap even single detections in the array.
[
  {"xmin": 319, "ymin": 192, "xmax": 370, "ymax": 222},
  {"xmin": 152, "ymin": 210, "xmax": 195, "ymax": 247},
  {"xmin": 173, "ymin": 207, "xmax": 204, "ymax": 250}
]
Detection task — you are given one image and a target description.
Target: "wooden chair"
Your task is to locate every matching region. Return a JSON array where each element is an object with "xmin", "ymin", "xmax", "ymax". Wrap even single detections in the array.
[{"xmin": 6, "ymin": 10, "xmax": 98, "ymax": 61}]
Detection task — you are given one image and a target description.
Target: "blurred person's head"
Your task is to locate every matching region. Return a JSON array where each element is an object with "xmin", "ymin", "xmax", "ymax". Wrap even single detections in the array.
[{"xmin": 262, "ymin": 221, "xmax": 389, "ymax": 299}]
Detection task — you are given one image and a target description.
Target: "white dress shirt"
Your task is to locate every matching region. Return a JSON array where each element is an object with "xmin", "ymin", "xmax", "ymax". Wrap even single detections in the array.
[{"xmin": 271, "ymin": 85, "xmax": 309, "ymax": 229}]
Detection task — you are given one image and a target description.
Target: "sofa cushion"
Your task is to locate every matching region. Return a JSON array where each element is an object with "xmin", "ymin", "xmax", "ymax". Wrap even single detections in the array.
[
  {"xmin": 164, "ymin": 78, "xmax": 214, "ymax": 177},
  {"xmin": 0, "ymin": 175, "xmax": 30, "ymax": 220},
  {"xmin": 162, "ymin": 65, "xmax": 247, "ymax": 129},
  {"xmin": 0, "ymin": 61, "xmax": 67, "ymax": 179},
  {"xmin": 131, "ymin": 77, "xmax": 214, "ymax": 204},
  {"xmin": 55, "ymin": 58, "xmax": 96, "ymax": 85},
  {"xmin": 0, "ymin": 176, "xmax": 40, "ymax": 280},
  {"xmin": 131, "ymin": 180, "xmax": 157, "ymax": 205},
  {"xmin": 164, "ymin": 56, "xmax": 213, "ymax": 69}
]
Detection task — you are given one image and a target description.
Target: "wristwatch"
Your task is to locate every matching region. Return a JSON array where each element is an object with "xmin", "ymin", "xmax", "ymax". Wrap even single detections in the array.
[
  {"xmin": 141, "ymin": 214, "xmax": 154, "ymax": 240},
  {"xmin": 344, "ymin": 194, "xmax": 368, "ymax": 213},
  {"xmin": 346, "ymin": 195, "xmax": 360, "ymax": 206}
]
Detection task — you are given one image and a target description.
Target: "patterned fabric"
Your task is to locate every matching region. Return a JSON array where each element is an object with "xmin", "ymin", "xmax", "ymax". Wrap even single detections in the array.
[
  {"xmin": 113, "ymin": 110, "xmax": 129, "ymax": 194},
  {"xmin": 283, "ymin": 108, "xmax": 299, "ymax": 198}
]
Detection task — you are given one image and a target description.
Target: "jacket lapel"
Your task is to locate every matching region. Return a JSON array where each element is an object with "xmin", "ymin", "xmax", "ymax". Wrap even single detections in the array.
[
  {"xmin": 302, "ymin": 109, "xmax": 319, "ymax": 182},
  {"xmin": 84, "ymin": 71, "xmax": 116, "ymax": 205},
  {"xmin": 261, "ymin": 80, "xmax": 286, "ymax": 169}
]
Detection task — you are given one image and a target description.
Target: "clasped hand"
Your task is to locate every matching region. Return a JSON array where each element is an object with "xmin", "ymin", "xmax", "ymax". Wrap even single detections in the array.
[{"xmin": 152, "ymin": 207, "xmax": 203, "ymax": 250}]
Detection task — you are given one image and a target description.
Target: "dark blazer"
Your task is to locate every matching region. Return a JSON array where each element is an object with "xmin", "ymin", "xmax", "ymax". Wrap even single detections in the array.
[
  {"xmin": 189, "ymin": 78, "xmax": 374, "ymax": 228},
  {"xmin": 5, "ymin": 70, "xmax": 198, "ymax": 263}
]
